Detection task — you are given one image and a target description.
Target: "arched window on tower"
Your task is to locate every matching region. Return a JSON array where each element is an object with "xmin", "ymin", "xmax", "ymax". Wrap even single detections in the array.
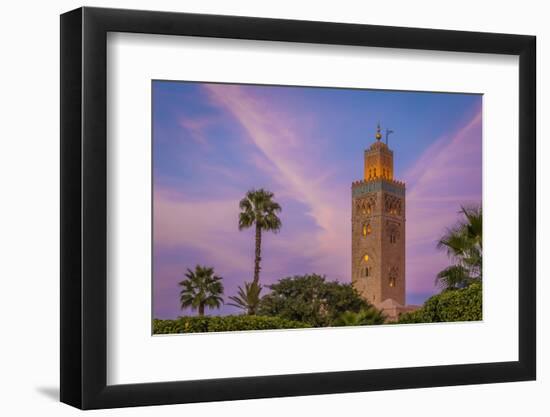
[
  {"xmin": 388, "ymin": 224, "xmax": 399, "ymax": 244},
  {"xmin": 362, "ymin": 254, "xmax": 370, "ymax": 278},
  {"xmin": 389, "ymin": 267, "xmax": 398, "ymax": 288},
  {"xmin": 362, "ymin": 223, "xmax": 372, "ymax": 237}
]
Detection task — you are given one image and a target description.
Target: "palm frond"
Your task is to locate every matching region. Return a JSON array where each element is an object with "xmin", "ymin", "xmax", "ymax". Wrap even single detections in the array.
[
  {"xmin": 178, "ymin": 265, "xmax": 224, "ymax": 315},
  {"xmin": 436, "ymin": 205, "xmax": 482, "ymax": 289},
  {"xmin": 227, "ymin": 281, "xmax": 263, "ymax": 315},
  {"xmin": 436, "ymin": 265, "xmax": 471, "ymax": 289},
  {"xmin": 238, "ymin": 189, "xmax": 282, "ymax": 232}
]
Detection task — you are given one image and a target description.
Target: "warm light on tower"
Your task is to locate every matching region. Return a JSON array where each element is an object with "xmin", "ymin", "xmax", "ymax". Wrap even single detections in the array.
[
  {"xmin": 363, "ymin": 123, "xmax": 394, "ymax": 181},
  {"xmin": 352, "ymin": 122, "xmax": 406, "ymax": 309}
]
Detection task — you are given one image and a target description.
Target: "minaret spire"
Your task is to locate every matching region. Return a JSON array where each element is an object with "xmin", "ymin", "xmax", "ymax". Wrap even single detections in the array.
[{"xmin": 375, "ymin": 122, "xmax": 382, "ymax": 141}]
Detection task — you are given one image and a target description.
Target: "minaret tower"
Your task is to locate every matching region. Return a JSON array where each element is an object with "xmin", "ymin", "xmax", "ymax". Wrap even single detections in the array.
[{"xmin": 351, "ymin": 124, "xmax": 406, "ymax": 306}]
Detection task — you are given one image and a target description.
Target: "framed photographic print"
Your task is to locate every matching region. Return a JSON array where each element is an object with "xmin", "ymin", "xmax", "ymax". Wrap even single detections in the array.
[{"xmin": 60, "ymin": 6, "xmax": 536, "ymax": 410}]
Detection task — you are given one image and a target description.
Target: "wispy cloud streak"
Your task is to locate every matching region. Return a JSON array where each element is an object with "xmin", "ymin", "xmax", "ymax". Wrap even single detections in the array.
[
  {"xmin": 204, "ymin": 84, "xmax": 350, "ymax": 278},
  {"xmin": 405, "ymin": 105, "xmax": 482, "ymax": 294}
]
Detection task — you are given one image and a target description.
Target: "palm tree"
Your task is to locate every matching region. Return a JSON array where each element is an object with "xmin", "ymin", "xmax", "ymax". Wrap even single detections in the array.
[
  {"xmin": 179, "ymin": 265, "xmax": 224, "ymax": 316},
  {"xmin": 238, "ymin": 189, "xmax": 282, "ymax": 286},
  {"xmin": 436, "ymin": 206, "xmax": 482, "ymax": 289},
  {"xmin": 228, "ymin": 281, "xmax": 263, "ymax": 315},
  {"xmin": 334, "ymin": 308, "xmax": 386, "ymax": 326}
]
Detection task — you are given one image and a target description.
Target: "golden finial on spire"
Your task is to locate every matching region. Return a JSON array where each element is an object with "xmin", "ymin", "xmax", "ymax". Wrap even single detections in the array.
[{"xmin": 375, "ymin": 122, "xmax": 382, "ymax": 141}]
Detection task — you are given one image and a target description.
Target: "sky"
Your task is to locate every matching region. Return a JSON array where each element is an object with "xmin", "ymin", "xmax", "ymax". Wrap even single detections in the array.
[{"xmin": 152, "ymin": 81, "xmax": 482, "ymax": 319}]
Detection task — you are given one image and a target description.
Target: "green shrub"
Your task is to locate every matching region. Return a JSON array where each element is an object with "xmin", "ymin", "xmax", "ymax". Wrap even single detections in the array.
[
  {"xmin": 395, "ymin": 309, "xmax": 426, "ymax": 324},
  {"xmin": 258, "ymin": 274, "xmax": 371, "ymax": 327},
  {"xmin": 398, "ymin": 281, "xmax": 482, "ymax": 324},
  {"xmin": 333, "ymin": 308, "xmax": 386, "ymax": 326},
  {"xmin": 153, "ymin": 315, "xmax": 310, "ymax": 334}
]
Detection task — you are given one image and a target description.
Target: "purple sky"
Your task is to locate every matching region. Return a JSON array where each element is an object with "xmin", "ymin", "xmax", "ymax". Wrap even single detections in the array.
[{"xmin": 153, "ymin": 81, "xmax": 482, "ymax": 319}]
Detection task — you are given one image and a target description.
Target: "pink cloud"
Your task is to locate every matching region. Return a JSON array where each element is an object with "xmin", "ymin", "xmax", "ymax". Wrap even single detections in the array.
[
  {"xmin": 154, "ymin": 188, "xmax": 251, "ymax": 273},
  {"xmin": 203, "ymin": 84, "xmax": 351, "ymax": 278}
]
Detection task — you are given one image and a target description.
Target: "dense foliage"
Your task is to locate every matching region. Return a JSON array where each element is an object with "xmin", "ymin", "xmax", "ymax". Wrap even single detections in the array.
[
  {"xmin": 397, "ymin": 281, "xmax": 482, "ymax": 324},
  {"xmin": 258, "ymin": 274, "xmax": 372, "ymax": 327},
  {"xmin": 153, "ymin": 315, "xmax": 310, "ymax": 334},
  {"xmin": 333, "ymin": 308, "xmax": 386, "ymax": 326}
]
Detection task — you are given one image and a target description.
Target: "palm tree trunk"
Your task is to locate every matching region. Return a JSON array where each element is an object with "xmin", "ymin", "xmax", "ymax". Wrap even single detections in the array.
[
  {"xmin": 253, "ymin": 224, "xmax": 262, "ymax": 286},
  {"xmin": 198, "ymin": 304, "xmax": 205, "ymax": 316}
]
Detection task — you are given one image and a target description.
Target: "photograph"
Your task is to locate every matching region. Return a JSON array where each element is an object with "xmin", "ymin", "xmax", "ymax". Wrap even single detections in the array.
[{"xmin": 152, "ymin": 81, "xmax": 483, "ymax": 334}]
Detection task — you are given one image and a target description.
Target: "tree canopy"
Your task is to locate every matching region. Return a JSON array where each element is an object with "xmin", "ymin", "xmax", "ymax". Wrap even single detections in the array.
[
  {"xmin": 398, "ymin": 281, "xmax": 482, "ymax": 323},
  {"xmin": 258, "ymin": 274, "xmax": 373, "ymax": 327}
]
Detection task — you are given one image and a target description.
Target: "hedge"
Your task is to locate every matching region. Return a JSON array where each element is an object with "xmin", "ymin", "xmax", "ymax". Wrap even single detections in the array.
[
  {"xmin": 153, "ymin": 315, "xmax": 311, "ymax": 334},
  {"xmin": 398, "ymin": 281, "xmax": 482, "ymax": 324}
]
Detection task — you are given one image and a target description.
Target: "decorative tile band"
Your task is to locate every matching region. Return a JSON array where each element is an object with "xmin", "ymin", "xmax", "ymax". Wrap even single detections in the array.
[{"xmin": 352, "ymin": 180, "xmax": 406, "ymax": 197}]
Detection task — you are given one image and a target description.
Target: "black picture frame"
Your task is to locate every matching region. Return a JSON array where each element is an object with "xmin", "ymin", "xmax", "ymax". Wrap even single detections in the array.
[{"xmin": 60, "ymin": 6, "xmax": 536, "ymax": 410}]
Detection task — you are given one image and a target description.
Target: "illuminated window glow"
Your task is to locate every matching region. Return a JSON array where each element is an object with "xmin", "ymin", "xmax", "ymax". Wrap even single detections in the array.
[{"xmin": 362, "ymin": 223, "xmax": 372, "ymax": 236}]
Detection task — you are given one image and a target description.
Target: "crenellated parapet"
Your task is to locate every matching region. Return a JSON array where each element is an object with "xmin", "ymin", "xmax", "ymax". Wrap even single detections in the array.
[
  {"xmin": 366, "ymin": 141, "xmax": 393, "ymax": 153},
  {"xmin": 352, "ymin": 178, "xmax": 405, "ymax": 188}
]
